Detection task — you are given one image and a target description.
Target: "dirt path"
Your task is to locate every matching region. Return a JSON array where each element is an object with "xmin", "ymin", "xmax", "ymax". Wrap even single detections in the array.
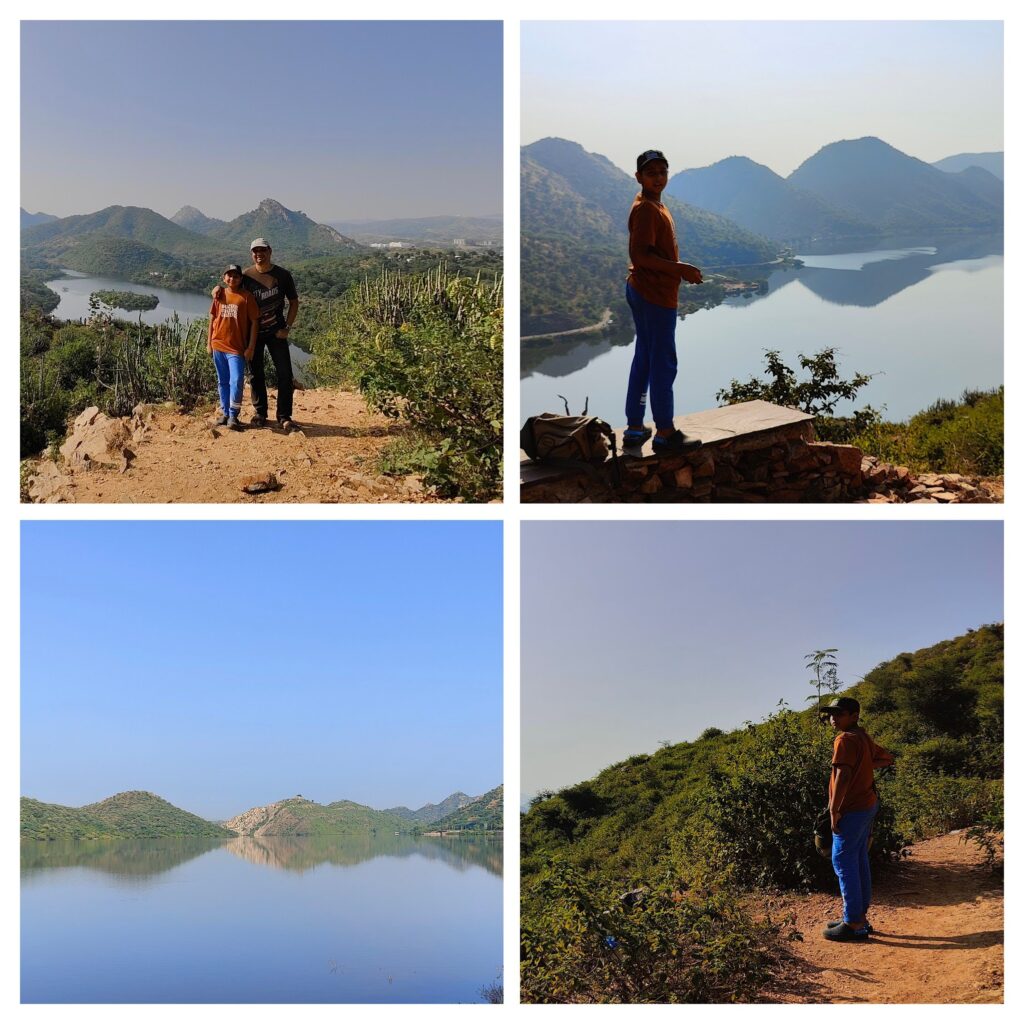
[
  {"xmin": 765, "ymin": 833, "xmax": 1003, "ymax": 1003},
  {"xmin": 25, "ymin": 387, "xmax": 439, "ymax": 504}
]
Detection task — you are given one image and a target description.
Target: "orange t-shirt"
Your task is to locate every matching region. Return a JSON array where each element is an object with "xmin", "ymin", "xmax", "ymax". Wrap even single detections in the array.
[
  {"xmin": 626, "ymin": 193, "xmax": 680, "ymax": 309},
  {"xmin": 829, "ymin": 727, "xmax": 886, "ymax": 814},
  {"xmin": 209, "ymin": 289, "xmax": 259, "ymax": 356}
]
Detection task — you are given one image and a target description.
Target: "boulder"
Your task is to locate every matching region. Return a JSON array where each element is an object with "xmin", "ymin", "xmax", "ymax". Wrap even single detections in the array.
[{"xmin": 59, "ymin": 407, "xmax": 132, "ymax": 469}]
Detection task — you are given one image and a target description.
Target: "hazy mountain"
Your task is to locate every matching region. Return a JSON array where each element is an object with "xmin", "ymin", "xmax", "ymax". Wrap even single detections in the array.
[
  {"xmin": 210, "ymin": 198, "xmax": 361, "ymax": 254},
  {"xmin": 327, "ymin": 215, "xmax": 502, "ymax": 245},
  {"xmin": 787, "ymin": 137, "xmax": 1002, "ymax": 233},
  {"xmin": 21, "ymin": 205, "xmax": 227, "ymax": 256},
  {"xmin": 21, "ymin": 791, "xmax": 234, "ymax": 840},
  {"xmin": 665, "ymin": 155, "xmax": 876, "ymax": 243},
  {"xmin": 171, "ymin": 204, "xmax": 227, "ymax": 235},
  {"xmin": 21, "ymin": 208, "xmax": 58, "ymax": 228},
  {"xmin": 932, "ymin": 151, "xmax": 1003, "ymax": 180},
  {"xmin": 225, "ymin": 795, "xmax": 411, "ymax": 837},
  {"xmin": 521, "ymin": 138, "xmax": 778, "ymax": 333},
  {"xmin": 426, "ymin": 784, "xmax": 503, "ymax": 831},
  {"xmin": 386, "ymin": 791, "xmax": 475, "ymax": 824}
]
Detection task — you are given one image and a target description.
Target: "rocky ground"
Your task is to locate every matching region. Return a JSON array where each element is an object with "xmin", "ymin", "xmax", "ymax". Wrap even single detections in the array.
[{"xmin": 23, "ymin": 387, "xmax": 440, "ymax": 504}]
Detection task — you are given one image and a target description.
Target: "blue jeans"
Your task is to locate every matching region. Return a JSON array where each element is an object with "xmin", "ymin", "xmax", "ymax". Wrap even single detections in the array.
[
  {"xmin": 213, "ymin": 350, "xmax": 246, "ymax": 419},
  {"xmin": 832, "ymin": 802, "xmax": 878, "ymax": 924},
  {"xmin": 625, "ymin": 282, "xmax": 678, "ymax": 430}
]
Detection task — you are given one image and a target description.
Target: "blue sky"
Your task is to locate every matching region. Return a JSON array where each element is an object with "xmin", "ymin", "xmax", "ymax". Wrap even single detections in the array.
[
  {"xmin": 21, "ymin": 21, "xmax": 502, "ymax": 220},
  {"xmin": 522, "ymin": 21, "xmax": 1003, "ymax": 176},
  {"xmin": 521, "ymin": 521, "xmax": 1003, "ymax": 799},
  {"xmin": 22, "ymin": 521, "xmax": 502, "ymax": 820}
]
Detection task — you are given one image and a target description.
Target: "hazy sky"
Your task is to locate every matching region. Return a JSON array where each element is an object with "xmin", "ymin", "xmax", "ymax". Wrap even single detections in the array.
[
  {"xmin": 21, "ymin": 21, "xmax": 502, "ymax": 221},
  {"xmin": 22, "ymin": 522, "xmax": 502, "ymax": 820},
  {"xmin": 522, "ymin": 21, "xmax": 1003, "ymax": 177},
  {"xmin": 521, "ymin": 521, "xmax": 1003, "ymax": 800}
]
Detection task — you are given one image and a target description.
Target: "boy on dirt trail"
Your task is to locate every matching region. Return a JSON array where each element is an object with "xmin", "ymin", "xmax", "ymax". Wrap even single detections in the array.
[
  {"xmin": 207, "ymin": 264, "xmax": 259, "ymax": 431},
  {"xmin": 820, "ymin": 696, "xmax": 895, "ymax": 942},
  {"xmin": 623, "ymin": 149, "xmax": 704, "ymax": 454},
  {"xmin": 213, "ymin": 238, "xmax": 301, "ymax": 432}
]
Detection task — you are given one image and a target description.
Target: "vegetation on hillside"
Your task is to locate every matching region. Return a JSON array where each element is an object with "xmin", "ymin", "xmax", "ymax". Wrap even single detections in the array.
[
  {"xmin": 91, "ymin": 289, "xmax": 159, "ymax": 312},
  {"xmin": 309, "ymin": 264, "xmax": 503, "ymax": 501},
  {"xmin": 22, "ymin": 792, "xmax": 234, "ymax": 840},
  {"xmin": 521, "ymin": 626, "xmax": 1003, "ymax": 1002},
  {"xmin": 423, "ymin": 785, "xmax": 504, "ymax": 832}
]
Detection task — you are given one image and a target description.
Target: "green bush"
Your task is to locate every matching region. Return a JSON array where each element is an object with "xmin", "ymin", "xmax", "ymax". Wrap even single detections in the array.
[
  {"xmin": 310, "ymin": 265, "xmax": 502, "ymax": 500},
  {"xmin": 884, "ymin": 762, "xmax": 1000, "ymax": 842},
  {"xmin": 521, "ymin": 859, "xmax": 782, "ymax": 1003}
]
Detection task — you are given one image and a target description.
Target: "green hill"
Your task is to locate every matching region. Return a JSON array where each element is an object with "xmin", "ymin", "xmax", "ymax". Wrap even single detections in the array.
[
  {"xmin": 521, "ymin": 138, "xmax": 778, "ymax": 334},
  {"xmin": 170, "ymin": 204, "xmax": 227, "ymax": 235},
  {"xmin": 386, "ymin": 791, "xmax": 475, "ymax": 824},
  {"xmin": 209, "ymin": 198, "xmax": 362, "ymax": 255},
  {"xmin": 22, "ymin": 791, "xmax": 234, "ymax": 840},
  {"xmin": 426, "ymin": 784, "xmax": 503, "ymax": 831},
  {"xmin": 225, "ymin": 795, "xmax": 411, "ymax": 836}
]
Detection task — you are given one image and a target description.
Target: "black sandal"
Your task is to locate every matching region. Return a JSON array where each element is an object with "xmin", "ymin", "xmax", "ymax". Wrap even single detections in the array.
[
  {"xmin": 622, "ymin": 426, "xmax": 652, "ymax": 447},
  {"xmin": 651, "ymin": 429, "xmax": 702, "ymax": 454}
]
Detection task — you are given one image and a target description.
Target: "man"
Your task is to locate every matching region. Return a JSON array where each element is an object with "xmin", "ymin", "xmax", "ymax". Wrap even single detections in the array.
[
  {"xmin": 215, "ymin": 237, "xmax": 301, "ymax": 431},
  {"xmin": 820, "ymin": 696, "xmax": 894, "ymax": 942}
]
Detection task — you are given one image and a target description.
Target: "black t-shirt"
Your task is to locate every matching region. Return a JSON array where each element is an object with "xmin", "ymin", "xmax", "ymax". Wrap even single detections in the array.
[{"xmin": 241, "ymin": 266, "xmax": 298, "ymax": 336}]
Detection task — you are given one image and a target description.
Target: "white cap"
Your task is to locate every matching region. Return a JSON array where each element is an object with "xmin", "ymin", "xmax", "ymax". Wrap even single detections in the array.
[{"xmin": 250, "ymin": 238, "xmax": 271, "ymax": 250}]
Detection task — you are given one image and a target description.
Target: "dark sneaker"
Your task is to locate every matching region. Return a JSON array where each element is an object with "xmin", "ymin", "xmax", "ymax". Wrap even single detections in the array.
[
  {"xmin": 622, "ymin": 426, "xmax": 653, "ymax": 448},
  {"xmin": 828, "ymin": 920, "xmax": 873, "ymax": 933},
  {"xmin": 823, "ymin": 922, "xmax": 870, "ymax": 942},
  {"xmin": 651, "ymin": 429, "xmax": 702, "ymax": 454},
  {"xmin": 213, "ymin": 414, "xmax": 229, "ymax": 427},
  {"xmin": 227, "ymin": 415, "xmax": 243, "ymax": 431},
  {"xmin": 250, "ymin": 414, "xmax": 267, "ymax": 428},
  {"xmin": 279, "ymin": 418, "xmax": 301, "ymax": 434}
]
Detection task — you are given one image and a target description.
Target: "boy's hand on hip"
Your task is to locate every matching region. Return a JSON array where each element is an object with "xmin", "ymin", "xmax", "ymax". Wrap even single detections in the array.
[
  {"xmin": 831, "ymin": 810, "xmax": 842, "ymax": 833},
  {"xmin": 679, "ymin": 263, "xmax": 703, "ymax": 285}
]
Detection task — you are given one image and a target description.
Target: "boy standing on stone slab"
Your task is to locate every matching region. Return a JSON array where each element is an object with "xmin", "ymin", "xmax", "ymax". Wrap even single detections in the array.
[{"xmin": 624, "ymin": 149, "xmax": 704, "ymax": 453}]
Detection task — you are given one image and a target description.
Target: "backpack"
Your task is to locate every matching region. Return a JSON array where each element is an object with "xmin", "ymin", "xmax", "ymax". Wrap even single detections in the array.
[{"xmin": 520, "ymin": 414, "xmax": 617, "ymax": 465}]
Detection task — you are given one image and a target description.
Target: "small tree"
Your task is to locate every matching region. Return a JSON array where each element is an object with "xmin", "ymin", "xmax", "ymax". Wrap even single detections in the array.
[{"xmin": 805, "ymin": 648, "xmax": 840, "ymax": 708}]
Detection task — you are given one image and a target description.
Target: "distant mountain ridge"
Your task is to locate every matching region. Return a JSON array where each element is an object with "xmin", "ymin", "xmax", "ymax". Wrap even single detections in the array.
[
  {"xmin": 209, "ymin": 198, "xmax": 360, "ymax": 252},
  {"xmin": 171, "ymin": 204, "xmax": 226, "ymax": 235},
  {"xmin": 328, "ymin": 215, "xmax": 502, "ymax": 245},
  {"xmin": 21, "ymin": 208, "xmax": 58, "ymax": 228},
  {"xmin": 932, "ymin": 151, "xmax": 1003, "ymax": 181},
  {"xmin": 427, "ymin": 785, "xmax": 503, "ymax": 831},
  {"xmin": 385, "ymin": 791, "xmax": 475, "ymax": 824}
]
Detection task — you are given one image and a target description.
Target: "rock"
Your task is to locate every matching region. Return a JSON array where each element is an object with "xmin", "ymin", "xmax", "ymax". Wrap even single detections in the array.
[
  {"xmin": 831, "ymin": 444, "xmax": 864, "ymax": 474},
  {"xmin": 118, "ymin": 450, "xmax": 135, "ymax": 474},
  {"xmin": 639, "ymin": 474, "xmax": 663, "ymax": 494},
  {"xmin": 240, "ymin": 473, "xmax": 280, "ymax": 494},
  {"xmin": 59, "ymin": 407, "xmax": 132, "ymax": 469},
  {"xmin": 673, "ymin": 466, "xmax": 693, "ymax": 488},
  {"xmin": 932, "ymin": 491, "xmax": 958, "ymax": 502}
]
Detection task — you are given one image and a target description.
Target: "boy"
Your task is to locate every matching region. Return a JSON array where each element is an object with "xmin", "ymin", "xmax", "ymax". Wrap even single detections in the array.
[
  {"xmin": 207, "ymin": 264, "xmax": 259, "ymax": 430},
  {"xmin": 820, "ymin": 696, "xmax": 895, "ymax": 942},
  {"xmin": 624, "ymin": 149, "xmax": 704, "ymax": 453}
]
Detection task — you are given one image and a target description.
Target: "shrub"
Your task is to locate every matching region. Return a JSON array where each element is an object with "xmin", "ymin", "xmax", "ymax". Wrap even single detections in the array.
[
  {"xmin": 521, "ymin": 859, "xmax": 783, "ymax": 1003},
  {"xmin": 884, "ymin": 761, "xmax": 1000, "ymax": 841}
]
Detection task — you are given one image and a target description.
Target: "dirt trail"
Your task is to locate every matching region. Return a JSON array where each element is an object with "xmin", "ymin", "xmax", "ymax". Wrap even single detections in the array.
[
  {"xmin": 25, "ymin": 387, "xmax": 440, "ymax": 504},
  {"xmin": 765, "ymin": 832, "xmax": 1003, "ymax": 1003}
]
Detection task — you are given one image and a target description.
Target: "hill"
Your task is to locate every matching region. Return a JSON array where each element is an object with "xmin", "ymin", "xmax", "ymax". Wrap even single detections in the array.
[
  {"xmin": 521, "ymin": 138, "xmax": 778, "ymax": 334},
  {"xmin": 21, "ymin": 208, "xmax": 58, "ymax": 228},
  {"xmin": 225, "ymin": 795, "xmax": 412, "ymax": 836},
  {"xmin": 386, "ymin": 791, "xmax": 475, "ymax": 824},
  {"xmin": 426, "ymin": 784, "xmax": 503, "ymax": 831},
  {"xmin": 22, "ymin": 791, "xmax": 235, "ymax": 840},
  {"xmin": 665, "ymin": 155, "xmax": 876, "ymax": 243},
  {"xmin": 171, "ymin": 204, "xmax": 227, "ymax": 235},
  {"xmin": 788, "ymin": 137, "xmax": 1003, "ymax": 234},
  {"xmin": 209, "ymin": 198, "xmax": 362, "ymax": 254},
  {"xmin": 932, "ymin": 151, "xmax": 1003, "ymax": 180}
]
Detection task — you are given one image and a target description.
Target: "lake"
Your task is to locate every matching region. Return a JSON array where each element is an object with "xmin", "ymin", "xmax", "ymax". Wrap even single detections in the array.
[
  {"xmin": 21, "ymin": 834, "xmax": 502, "ymax": 1003},
  {"xmin": 521, "ymin": 233, "xmax": 1003, "ymax": 423},
  {"xmin": 45, "ymin": 271, "xmax": 309, "ymax": 368}
]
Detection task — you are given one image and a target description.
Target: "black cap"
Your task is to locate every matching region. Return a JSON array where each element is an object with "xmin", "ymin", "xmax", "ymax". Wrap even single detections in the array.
[
  {"xmin": 820, "ymin": 696, "xmax": 860, "ymax": 716},
  {"xmin": 637, "ymin": 149, "xmax": 669, "ymax": 171},
  {"xmin": 223, "ymin": 264, "xmax": 243, "ymax": 276}
]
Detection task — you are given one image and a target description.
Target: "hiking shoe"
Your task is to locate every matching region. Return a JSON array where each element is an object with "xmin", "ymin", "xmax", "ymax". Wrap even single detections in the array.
[
  {"xmin": 827, "ymin": 920, "xmax": 873, "ymax": 934},
  {"xmin": 227, "ymin": 415, "xmax": 244, "ymax": 431},
  {"xmin": 651, "ymin": 429, "xmax": 702, "ymax": 454},
  {"xmin": 250, "ymin": 414, "xmax": 267, "ymax": 428},
  {"xmin": 822, "ymin": 922, "xmax": 870, "ymax": 942},
  {"xmin": 213, "ymin": 414, "xmax": 229, "ymax": 427},
  {"xmin": 279, "ymin": 418, "xmax": 301, "ymax": 434},
  {"xmin": 622, "ymin": 426, "xmax": 653, "ymax": 448}
]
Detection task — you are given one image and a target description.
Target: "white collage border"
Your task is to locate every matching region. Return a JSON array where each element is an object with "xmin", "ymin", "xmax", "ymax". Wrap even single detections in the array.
[{"xmin": 3, "ymin": 1, "xmax": 1018, "ymax": 1020}]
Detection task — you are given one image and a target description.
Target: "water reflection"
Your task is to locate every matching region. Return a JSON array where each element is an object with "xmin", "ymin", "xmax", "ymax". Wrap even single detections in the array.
[{"xmin": 20, "ymin": 837, "xmax": 223, "ymax": 884}]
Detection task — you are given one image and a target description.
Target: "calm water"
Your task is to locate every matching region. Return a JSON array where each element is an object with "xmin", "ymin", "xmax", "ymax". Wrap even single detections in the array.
[
  {"xmin": 45, "ymin": 271, "xmax": 309, "ymax": 368},
  {"xmin": 521, "ymin": 233, "xmax": 1003, "ymax": 422},
  {"xmin": 21, "ymin": 835, "xmax": 502, "ymax": 1003}
]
